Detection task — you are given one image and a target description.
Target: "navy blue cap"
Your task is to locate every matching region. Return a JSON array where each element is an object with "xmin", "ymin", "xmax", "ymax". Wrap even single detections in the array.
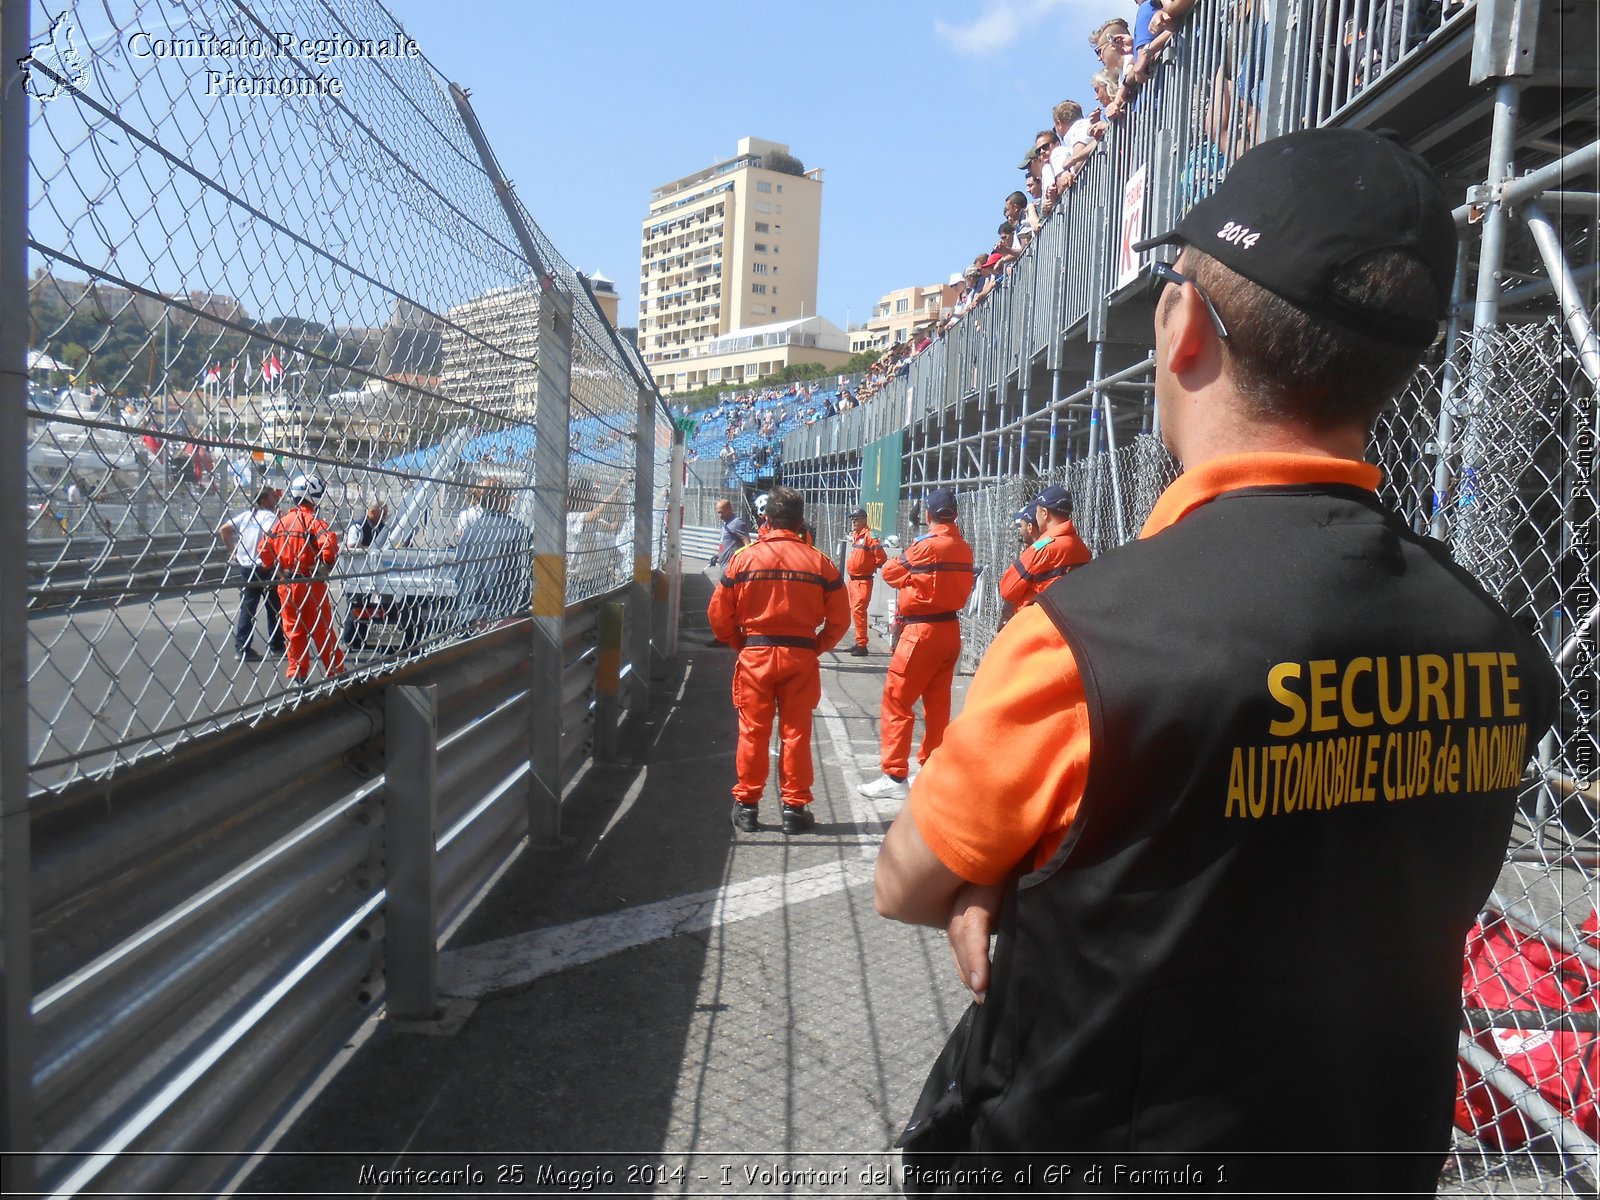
[
  {"xmin": 924, "ymin": 488, "xmax": 957, "ymax": 518},
  {"xmin": 1013, "ymin": 504, "xmax": 1037, "ymax": 523},
  {"xmin": 848, "ymin": 507, "xmax": 868, "ymax": 521},
  {"xmin": 1035, "ymin": 486, "xmax": 1073, "ymax": 517}
]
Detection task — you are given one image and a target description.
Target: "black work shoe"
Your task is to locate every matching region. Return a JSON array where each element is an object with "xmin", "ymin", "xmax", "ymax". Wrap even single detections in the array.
[
  {"xmin": 780, "ymin": 804, "xmax": 815, "ymax": 834},
  {"xmin": 850, "ymin": 644, "xmax": 869, "ymax": 657},
  {"xmin": 731, "ymin": 804, "xmax": 760, "ymax": 833},
  {"xmin": 237, "ymin": 647, "xmax": 263, "ymax": 662}
]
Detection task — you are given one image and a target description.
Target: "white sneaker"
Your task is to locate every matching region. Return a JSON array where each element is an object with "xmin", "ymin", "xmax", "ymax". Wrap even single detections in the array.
[{"xmin": 858, "ymin": 774, "xmax": 908, "ymax": 800}]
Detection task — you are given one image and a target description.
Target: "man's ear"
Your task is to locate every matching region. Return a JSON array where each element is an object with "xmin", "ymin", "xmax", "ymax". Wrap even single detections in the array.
[{"xmin": 1161, "ymin": 282, "xmax": 1211, "ymax": 377}]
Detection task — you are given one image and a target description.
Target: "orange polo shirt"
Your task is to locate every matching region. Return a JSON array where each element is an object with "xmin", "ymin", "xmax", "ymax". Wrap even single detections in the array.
[{"xmin": 908, "ymin": 453, "xmax": 1383, "ymax": 885}]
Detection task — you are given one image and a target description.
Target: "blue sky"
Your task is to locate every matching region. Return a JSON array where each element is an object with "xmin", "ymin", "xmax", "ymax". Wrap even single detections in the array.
[{"xmin": 398, "ymin": 0, "xmax": 1111, "ymax": 330}]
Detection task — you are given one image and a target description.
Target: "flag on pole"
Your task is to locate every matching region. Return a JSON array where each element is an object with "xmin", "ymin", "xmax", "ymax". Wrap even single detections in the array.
[
  {"xmin": 204, "ymin": 362, "xmax": 222, "ymax": 385},
  {"xmin": 262, "ymin": 352, "xmax": 283, "ymax": 385}
]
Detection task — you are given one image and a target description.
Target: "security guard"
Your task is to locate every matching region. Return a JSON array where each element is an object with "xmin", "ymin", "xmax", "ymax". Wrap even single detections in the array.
[
  {"xmin": 709, "ymin": 486, "xmax": 849, "ymax": 834},
  {"xmin": 875, "ymin": 129, "xmax": 1559, "ymax": 1193},
  {"xmin": 996, "ymin": 485, "xmax": 1090, "ymax": 612},
  {"xmin": 859, "ymin": 487, "xmax": 975, "ymax": 801},
  {"xmin": 844, "ymin": 506, "xmax": 887, "ymax": 656},
  {"xmin": 259, "ymin": 474, "xmax": 346, "ymax": 683}
]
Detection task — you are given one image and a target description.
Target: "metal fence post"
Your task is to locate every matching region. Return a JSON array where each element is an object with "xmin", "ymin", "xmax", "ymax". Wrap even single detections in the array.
[
  {"xmin": 450, "ymin": 83, "xmax": 572, "ymax": 844},
  {"xmin": 0, "ymin": 0, "xmax": 34, "ymax": 1188},
  {"xmin": 529, "ymin": 289, "xmax": 574, "ymax": 842},
  {"xmin": 595, "ymin": 603, "xmax": 625, "ymax": 761},
  {"xmin": 385, "ymin": 684, "xmax": 438, "ymax": 1021},
  {"xmin": 664, "ymin": 427, "xmax": 686, "ymax": 659},
  {"xmin": 628, "ymin": 386, "xmax": 655, "ymax": 714}
]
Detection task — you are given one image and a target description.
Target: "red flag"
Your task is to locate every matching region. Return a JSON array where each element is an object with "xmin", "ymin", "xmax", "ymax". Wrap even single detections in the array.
[
  {"xmin": 262, "ymin": 353, "xmax": 283, "ymax": 384},
  {"xmin": 204, "ymin": 362, "xmax": 222, "ymax": 384}
]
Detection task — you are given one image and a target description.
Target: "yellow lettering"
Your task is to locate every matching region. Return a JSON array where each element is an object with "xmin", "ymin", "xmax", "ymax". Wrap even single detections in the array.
[
  {"xmin": 1499, "ymin": 653, "xmax": 1521, "ymax": 717},
  {"xmin": 1226, "ymin": 748, "xmax": 1247, "ymax": 818},
  {"xmin": 1378, "ymin": 656, "xmax": 1412, "ymax": 725},
  {"xmin": 1267, "ymin": 662, "xmax": 1307, "ymax": 736},
  {"xmin": 1283, "ymin": 743, "xmax": 1302, "ymax": 812},
  {"xmin": 1309, "ymin": 659, "xmax": 1339, "ymax": 732},
  {"xmin": 1268, "ymin": 744, "xmax": 1287, "ymax": 816},
  {"xmin": 1453, "ymin": 653, "xmax": 1466, "ymax": 719},
  {"xmin": 1467, "ymin": 652, "xmax": 1499, "ymax": 718},
  {"xmin": 1341, "ymin": 657, "xmax": 1374, "ymax": 728},
  {"xmin": 1417, "ymin": 654, "xmax": 1449, "ymax": 722},
  {"xmin": 1362, "ymin": 733, "xmax": 1381, "ymax": 801}
]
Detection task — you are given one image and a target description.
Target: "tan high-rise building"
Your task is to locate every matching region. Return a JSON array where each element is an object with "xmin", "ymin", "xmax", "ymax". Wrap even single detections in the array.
[{"xmin": 639, "ymin": 137, "xmax": 823, "ymax": 394}]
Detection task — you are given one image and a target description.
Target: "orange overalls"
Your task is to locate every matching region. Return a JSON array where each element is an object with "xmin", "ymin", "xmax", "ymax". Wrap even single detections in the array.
[
  {"xmin": 259, "ymin": 503, "xmax": 346, "ymax": 682},
  {"xmin": 708, "ymin": 530, "xmax": 850, "ymax": 809},
  {"xmin": 878, "ymin": 522, "xmax": 975, "ymax": 778},
  {"xmin": 997, "ymin": 520, "xmax": 1092, "ymax": 611},
  {"xmin": 845, "ymin": 525, "xmax": 888, "ymax": 648}
]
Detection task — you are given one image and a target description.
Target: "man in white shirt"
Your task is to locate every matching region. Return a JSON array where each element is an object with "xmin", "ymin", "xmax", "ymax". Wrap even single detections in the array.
[{"xmin": 219, "ymin": 486, "xmax": 286, "ymax": 661}]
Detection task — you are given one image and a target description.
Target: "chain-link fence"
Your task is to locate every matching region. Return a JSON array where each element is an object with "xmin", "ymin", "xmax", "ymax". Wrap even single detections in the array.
[{"xmin": 21, "ymin": 0, "xmax": 668, "ymax": 792}]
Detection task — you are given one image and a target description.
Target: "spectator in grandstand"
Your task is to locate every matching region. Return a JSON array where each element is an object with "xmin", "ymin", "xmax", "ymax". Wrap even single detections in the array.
[
  {"xmin": 454, "ymin": 482, "xmax": 533, "ymax": 627},
  {"xmin": 719, "ymin": 439, "xmax": 737, "ymax": 483},
  {"xmin": 1004, "ymin": 191, "xmax": 1037, "ymax": 245},
  {"xmin": 710, "ymin": 486, "xmax": 848, "ymax": 835},
  {"xmin": 1092, "ymin": 18, "xmax": 1137, "ymax": 118},
  {"xmin": 219, "ymin": 485, "xmax": 286, "ymax": 662},
  {"xmin": 876, "ymin": 127, "xmax": 1559, "ymax": 1195}
]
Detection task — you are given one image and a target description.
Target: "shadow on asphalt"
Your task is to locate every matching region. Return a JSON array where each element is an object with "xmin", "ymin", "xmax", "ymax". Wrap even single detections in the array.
[{"xmin": 248, "ymin": 574, "xmax": 747, "ymax": 1192}]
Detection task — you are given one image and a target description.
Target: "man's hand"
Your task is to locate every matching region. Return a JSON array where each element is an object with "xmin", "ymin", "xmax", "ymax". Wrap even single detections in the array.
[{"xmin": 947, "ymin": 882, "xmax": 1003, "ymax": 1002}]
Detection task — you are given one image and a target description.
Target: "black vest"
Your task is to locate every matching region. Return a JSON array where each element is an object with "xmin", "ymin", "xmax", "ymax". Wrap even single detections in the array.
[{"xmin": 904, "ymin": 484, "xmax": 1558, "ymax": 1194}]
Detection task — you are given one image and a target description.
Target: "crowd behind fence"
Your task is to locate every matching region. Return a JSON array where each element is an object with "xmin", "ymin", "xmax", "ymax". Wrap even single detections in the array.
[{"xmin": 20, "ymin": 0, "xmax": 669, "ymax": 792}]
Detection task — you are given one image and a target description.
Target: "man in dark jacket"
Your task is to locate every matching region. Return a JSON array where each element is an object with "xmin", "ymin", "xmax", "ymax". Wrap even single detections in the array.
[{"xmin": 875, "ymin": 129, "xmax": 1560, "ymax": 1194}]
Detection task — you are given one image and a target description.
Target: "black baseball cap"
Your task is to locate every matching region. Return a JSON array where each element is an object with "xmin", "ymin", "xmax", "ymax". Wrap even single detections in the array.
[
  {"xmin": 1035, "ymin": 485, "xmax": 1073, "ymax": 517},
  {"xmin": 1132, "ymin": 128, "xmax": 1457, "ymax": 347},
  {"xmin": 848, "ymin": 506, "xmax": 868, "ymax": 520},
  {"xmin": 925, "ymin": 487, "xmax": 958, "ymax": 518}
]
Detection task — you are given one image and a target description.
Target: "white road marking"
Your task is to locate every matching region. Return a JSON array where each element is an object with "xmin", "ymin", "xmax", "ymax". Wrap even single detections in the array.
[
  {"xmin": 438, "ymin": 858, "xmax": 874, "ymax": 998},
  {"xmin": 816, "ymin": 689, "xmax": 886, "ymax": 861}
]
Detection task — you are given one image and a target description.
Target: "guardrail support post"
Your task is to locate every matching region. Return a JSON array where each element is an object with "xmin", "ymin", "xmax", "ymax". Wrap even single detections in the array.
[
  {"xmin": 628, "ymin": 385, "xmax": 655, "ymax": 714},
  {"xmin": 0, "ymin": 1, "xmax": 35, "ymax": 1189},
  {"xmin": 385, "ymin": 684, "xmax": 438, "ymax": 1021},
  {"xmin": 595, "ymin": 602, "xmax": 625, "ymax": 761}
]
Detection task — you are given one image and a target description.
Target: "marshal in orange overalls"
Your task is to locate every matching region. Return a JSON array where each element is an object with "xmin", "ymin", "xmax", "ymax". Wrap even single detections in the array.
[
  {"xmin": 259, "ymin": 502, "xmax": 346, "ymax": 682},
  {"xmin": 997, "ymin": 520, "xmax": 1091, "ymax": 611},
  {"xmin": 708, "ymin": 529, "xmax": 850, "ymax": 810},
  {"xmin": 845, "ymin": 517, "xmax": 887, "ymax": 650},
  {"xmin": 878, "ymin": 519, "xmax": 975, "ymax": 778}
]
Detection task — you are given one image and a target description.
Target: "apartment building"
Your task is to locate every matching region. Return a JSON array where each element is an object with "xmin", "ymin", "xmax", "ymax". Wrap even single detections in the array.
[
  {"xmin": 639, "ymin": 136, "xmax": 824, "ymax": 394},
  {"xmin": 857, "ymin": 282, "xmax": 947, "ymax": 353}
]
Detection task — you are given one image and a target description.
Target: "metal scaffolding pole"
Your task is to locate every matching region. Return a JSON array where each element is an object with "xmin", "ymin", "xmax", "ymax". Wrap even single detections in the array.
[{"xmin": 1521, "ymin": 200, "xmax": 1600, "ymax": 387}]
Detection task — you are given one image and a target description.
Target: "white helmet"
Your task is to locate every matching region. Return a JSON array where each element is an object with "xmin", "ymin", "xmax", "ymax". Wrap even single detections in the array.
[
  {"xmin": 286, "ymin": 474, "xmax": 325, "ymax": 503},
  {"xmin": 754, "ymin": 493, "xmax": 769, "ymax": 515}
]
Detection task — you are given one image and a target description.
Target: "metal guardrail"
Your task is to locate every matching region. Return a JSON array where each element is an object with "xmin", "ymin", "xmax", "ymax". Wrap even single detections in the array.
[{"xmin": 25, "ymin": 588, "xmax": 653, "ymax": 1197}]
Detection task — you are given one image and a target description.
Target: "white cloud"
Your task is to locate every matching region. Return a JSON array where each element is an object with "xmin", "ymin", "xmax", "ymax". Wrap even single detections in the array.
[{"xmin": 933, "ymin": 0, "xmax": 1077, "ymax": 57}]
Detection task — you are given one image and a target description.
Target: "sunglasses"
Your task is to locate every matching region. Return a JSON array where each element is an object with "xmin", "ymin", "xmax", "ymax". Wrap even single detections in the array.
[{"xmin": 1149, "ymin": 260, "xmax": 1231, "ymax": 340}]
